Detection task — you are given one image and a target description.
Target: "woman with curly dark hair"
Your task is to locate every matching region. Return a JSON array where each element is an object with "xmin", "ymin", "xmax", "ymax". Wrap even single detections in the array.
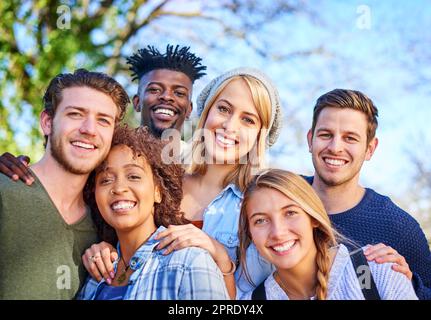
[{"xmin": 78, "ymin": 125, "xmax": 229, "ymax": 300}]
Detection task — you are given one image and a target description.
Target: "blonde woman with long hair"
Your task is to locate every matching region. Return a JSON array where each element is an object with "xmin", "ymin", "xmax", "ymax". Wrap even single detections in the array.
[
  {"xmin": 239, "ymin": 169, "xmax": 417, "ymax": 300},
  {"xmin": 82, "ymin": 68, "xmax": 283, "ymax": 298},
  {"xmin": 153, "ymin": 68, "xmax": 282, "ymax": 298}
]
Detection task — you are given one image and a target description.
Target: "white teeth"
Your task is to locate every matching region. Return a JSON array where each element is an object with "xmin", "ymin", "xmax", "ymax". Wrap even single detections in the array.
[
  {"xmin": 111, "ymin": 201, "xmax": 136, "ymax": 211},
  {"xmin": 324, "ymin": 158, "xmax": 346, "ymax": 166},
  {"xmin": 72, "ymin": 141, "xmax": 95, "ymax": 149},
  {"xmin": 216, "ymin": 134, "xmax": 236, "ymax": 147},
  {"xmin": 272, "ymin": 240, "xmax": 296, "ymax": 252},
  {"xmin": 154, "ymin": 108, "xmax": 175, "ymax": 116}
]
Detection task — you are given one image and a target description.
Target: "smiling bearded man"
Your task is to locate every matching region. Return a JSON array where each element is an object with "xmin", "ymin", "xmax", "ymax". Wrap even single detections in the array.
[{"xmin": 0, "ymin": 69, "xmax": 129, "ymax": 299}]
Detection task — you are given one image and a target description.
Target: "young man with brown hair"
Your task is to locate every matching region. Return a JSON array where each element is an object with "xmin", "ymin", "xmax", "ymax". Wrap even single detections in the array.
[
  {"xmin": 306, "ymin": 88, "xmax": 431, "ymax": 299},
  {"xmin": 0, "ymin": 69, "xmax": 129, "ymax": 299}
]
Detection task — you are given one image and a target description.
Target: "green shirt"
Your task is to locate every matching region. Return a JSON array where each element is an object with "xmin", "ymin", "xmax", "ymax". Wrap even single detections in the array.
[{"xmin": 0, "ymin": 170, "xmax": 98, "ymax": 299}]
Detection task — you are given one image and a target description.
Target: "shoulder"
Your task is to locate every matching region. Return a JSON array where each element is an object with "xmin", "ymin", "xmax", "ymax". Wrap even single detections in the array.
[
  {"xmin": 0, "ymin": 174, "xmax": 31, "ymax": 198},
  {"xmin": 300, "ymin": 175, "xmax": 313, "ymax": 185},
  {"xmin": 327, "ymin": 245, "xmax": 417, "ymax": 300},
  {"xmin": 362, "ymin": 188, "xmax": 421, "ymax": 227},
  {"xmin": 367, "ymin": 255, "xmax": 418, "ymax": 299},
  {"xmin": 204, "ymin": 184, "xmax": 242, "ymax": 218},
  {"xmin": 164, "ymin": 247, "xmax": 229, "ymax": 299},
  {"xmin": 364, "ymin": 189, "xmax": 407, "ymax": 214},
  {"xmin": 0, "ymin": 173, "xmax": 16, "ymax": 191},
  {"xmin": 158, "ymin": 246, "xmax": 220, "ymax": 272}
]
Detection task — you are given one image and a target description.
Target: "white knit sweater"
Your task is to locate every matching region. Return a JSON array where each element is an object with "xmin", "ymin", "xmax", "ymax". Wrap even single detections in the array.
[{"xmin": 241, "ymin": 244, "xmax": 418, "ymax": 300}]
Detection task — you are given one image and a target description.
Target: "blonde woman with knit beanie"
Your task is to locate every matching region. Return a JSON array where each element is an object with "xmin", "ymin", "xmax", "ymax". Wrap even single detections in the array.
[
  {"xmin": 82, "ymin": 67, "xmax": 283, "ymax": 299},
  {"xmin": 153, "ymin": 67, "xmax": 283, "ymax": 299},
  {"xmin": 239, "ymin": 169, "xmax": 417, "ymax": 300}
]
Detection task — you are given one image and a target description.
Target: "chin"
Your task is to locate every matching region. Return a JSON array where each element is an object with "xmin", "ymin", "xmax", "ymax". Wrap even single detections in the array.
[
  {"xmin": 321, "ymin": 175, "xmax": 353, "ymax": 187},
  {"xmin": 111, "ymin": 223, "xmax": 136, "ymax": 233}
]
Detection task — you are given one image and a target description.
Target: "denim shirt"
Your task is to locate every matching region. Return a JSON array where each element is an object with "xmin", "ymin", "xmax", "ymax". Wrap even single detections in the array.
[
  {"xmin": 78, "ymin": 226, "xmax": 229, "ymax": 300},
  {"xmin": 201, "ymin": 183, "xmax": 275, "ymax": 298}
]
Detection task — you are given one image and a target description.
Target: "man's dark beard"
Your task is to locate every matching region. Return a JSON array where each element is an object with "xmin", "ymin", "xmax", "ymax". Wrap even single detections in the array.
[{"xmin": 51, "ymin": 139, "xmax": 90, "ymax": 175}]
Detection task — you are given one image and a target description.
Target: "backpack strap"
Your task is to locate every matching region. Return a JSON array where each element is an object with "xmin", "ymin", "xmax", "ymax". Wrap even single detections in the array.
[
  {"xmin": 350, "ymin": 249, "xmax": 381, "ymax": 300},
  {"xmin": 251, "ymin": 280, "xmax": 267, "ymax": 300}
]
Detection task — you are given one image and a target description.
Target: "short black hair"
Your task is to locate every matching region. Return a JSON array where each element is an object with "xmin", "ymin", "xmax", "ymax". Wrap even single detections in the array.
[{"xmin": 127, "ymin": 44, "xmax": 206, "ymax": 83}]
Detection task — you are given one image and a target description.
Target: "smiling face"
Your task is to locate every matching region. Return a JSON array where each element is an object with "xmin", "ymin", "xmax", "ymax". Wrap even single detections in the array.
[
  {"xmin": 133, "ymin": 69, "xmax": 193, "ymax": 138},
  {"xmin": 246, "ymin": 187, "xmax": 318, "ymax": 271},
  {"xmin": 43, "ymin": 86, "xmax": 118, "ymax": 175},
  {"xmin": 95, "ymin": 145, "xmax": 161, "ymax": 233},
  {"xmin": 202, "ymin": 78, "xmax": 261, "ymax": 164},
  {"xmin": 307, "ymin": 107, "xmax": 378, "ymax": 188}
]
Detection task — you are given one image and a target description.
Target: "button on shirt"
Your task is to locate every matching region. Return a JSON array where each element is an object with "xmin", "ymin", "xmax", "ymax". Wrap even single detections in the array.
[
  {"xmin": 78, "ymin": 226, "xmax": 229, "ymax": 300},
  {"xmin": 200, "ymin": 183, "xmax": 275, "ymax": 298}
]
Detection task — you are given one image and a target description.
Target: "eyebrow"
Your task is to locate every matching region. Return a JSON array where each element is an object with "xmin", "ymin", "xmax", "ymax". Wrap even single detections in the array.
[
  {"xmin": 146, "ymin": 82, "xmax": 189, "ymax": 91},
  {"xmin": 249, "ymin": 204, "xmax": 299, "ymax": 218},
  {"xmin": 218, "ymin": 99, "xmax": 260, "ymax": 120},
  {"xmin": 124, "ymin": 163, "xmax": 146, "ymax": 171},
  {"xmin": 64, "ymin": 106, "xmax": 115, "ymax": 120},
  {"xmin": 316, "ymin": 127, "xmax": 361, "ymax": 137},
  {"xmin": 100, "ymin": 163, "xmax": 147, "ymax": 173}
]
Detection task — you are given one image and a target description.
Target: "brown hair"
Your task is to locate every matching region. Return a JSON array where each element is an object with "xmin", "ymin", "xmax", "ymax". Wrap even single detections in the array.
[
  {"xmin": 238, "ymin": 169, "xmax": 342, "ymax": 300},
  {"xmin": 311, "ymin": 89, "xmax": 378, "ymax": 143},
  {"xmin": 84, "ymin": 125, "xmax": 188, "ymax": 244},
  {"xmin": 42, "ymin": 69, "xmax": 130, "ymax": 146}
]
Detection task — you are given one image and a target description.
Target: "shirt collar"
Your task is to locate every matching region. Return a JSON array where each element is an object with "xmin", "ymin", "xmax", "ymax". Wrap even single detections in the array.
[
  {"xmin": 223, "ymin": 183, "xmax": 243, "ymax": 199},
  {"xmin": 116, "ymin": 226, "xmax": 166, "ymax": 271}
]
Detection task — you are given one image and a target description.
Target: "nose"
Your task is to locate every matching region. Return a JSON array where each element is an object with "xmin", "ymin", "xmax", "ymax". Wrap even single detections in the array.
[
  {"xmin": 79, "ymin": 116, "xmax": 97, "ymax": 136},
  {"xmin": 327, "ymin": 135, "xmax": 343, "ymax": 154},
  {"xmin": 110, "ymin": 177, "xmax": 129, "ymax": 195},
  {"xmin": 269, "ymin": 219, "xmax": 290, "ymax": 241},
  {"xmin": 159, "ymin": 89, "xmax": 174, "ymax": 103},
  {"xmin": 222, "ymin": 115, "xmax": 240, "ymax": 134}
]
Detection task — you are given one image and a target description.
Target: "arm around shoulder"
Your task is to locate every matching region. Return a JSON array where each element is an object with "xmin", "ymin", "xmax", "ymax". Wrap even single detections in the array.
[{"xmin": 370, "ymin": 260, "xmax": 418, "ymax": 300}]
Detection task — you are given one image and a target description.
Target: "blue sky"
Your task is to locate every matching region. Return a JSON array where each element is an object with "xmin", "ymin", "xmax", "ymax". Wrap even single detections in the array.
[
  {"xmin": 128, "ymin": 0, "xmax": 431, "ymax": 202},
  {"xmin": 195, "ymin": 0, "xmax": 431, "ymax": 201}
]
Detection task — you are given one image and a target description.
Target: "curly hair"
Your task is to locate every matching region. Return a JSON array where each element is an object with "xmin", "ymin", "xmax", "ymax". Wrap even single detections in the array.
[
  {"xmin": 127, "ymin": 44, "xmax": 206, "ymax": 83},
  {"xmin": 84, "ymin": 125, "xmax": 189, "ymax": 244}
]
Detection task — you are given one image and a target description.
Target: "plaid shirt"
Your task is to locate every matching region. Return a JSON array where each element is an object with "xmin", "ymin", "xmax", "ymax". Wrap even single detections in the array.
[{"xmin": 78, "ymin": 226, "xmax": 229, "ymax": 300}]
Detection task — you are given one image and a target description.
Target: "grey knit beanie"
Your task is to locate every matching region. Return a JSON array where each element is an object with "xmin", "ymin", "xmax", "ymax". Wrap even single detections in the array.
[{"xmin": 196, "ymin": 67, "xmax": 282, "ymax": 147}]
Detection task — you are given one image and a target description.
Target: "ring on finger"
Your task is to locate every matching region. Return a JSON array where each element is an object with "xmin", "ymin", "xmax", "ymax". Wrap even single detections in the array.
[{"xmin": 89, "ymin": 254, "xmax": 100, "ymax": 263}]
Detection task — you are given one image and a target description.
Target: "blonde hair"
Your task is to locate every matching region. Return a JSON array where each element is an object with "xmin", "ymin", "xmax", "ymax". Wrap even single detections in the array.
[
  {"xmin": 187, "ymin": 75, "xmax": 272, "ymax": 192},
  {"xmin": 239, "ymin": 169, "xmax": 341, "ymax": 300}
]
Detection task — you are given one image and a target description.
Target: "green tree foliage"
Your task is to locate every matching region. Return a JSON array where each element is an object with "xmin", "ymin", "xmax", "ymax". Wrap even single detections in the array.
[
  {"xmin": 0, "ymin": 0, "xmax": 305, "ymax": 159},
  {"xmin": 0, "ymin": 0, "xmax": 175, "ymax": 157}
]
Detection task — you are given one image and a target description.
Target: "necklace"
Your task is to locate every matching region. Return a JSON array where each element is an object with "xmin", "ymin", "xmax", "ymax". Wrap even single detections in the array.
[
  {"xmin": 274, "ymin": 271, "xmax": 316, "ymax": 300},
  {"xmin": 115, "ymin": 229, "xmax": 158, "ymax": 285},
  {"xmin": 117, "ymin": 256, "xmax": 130, "ymax": 285}
]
